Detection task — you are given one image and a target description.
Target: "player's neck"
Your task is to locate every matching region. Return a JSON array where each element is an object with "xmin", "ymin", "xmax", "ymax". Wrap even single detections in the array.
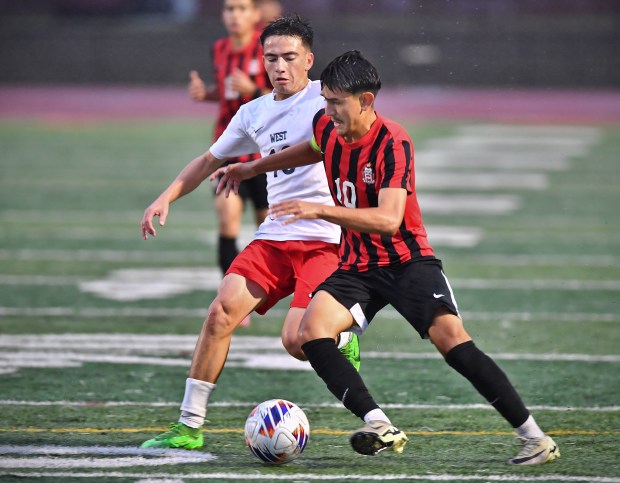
[
  {"xmin": 344, "ymin": 111, "xmax": 377, "ymax": 144},
  {"xmin": 230, "ymin": 30, "xmax": 254, "ymax": 50}
]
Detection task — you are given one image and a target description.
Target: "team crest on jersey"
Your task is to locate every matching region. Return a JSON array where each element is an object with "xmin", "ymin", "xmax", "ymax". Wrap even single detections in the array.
[
  {"xmin": 362, "ymin": 163, "xmax": 375, "ymax": 184},
  {"xmin": 248, "ymin": 59, "xmax": 260, "ymax": 75}
]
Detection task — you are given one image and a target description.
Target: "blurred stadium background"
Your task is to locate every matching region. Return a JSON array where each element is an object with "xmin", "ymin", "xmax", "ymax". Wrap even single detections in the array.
[{"xmin": 0, "ymin": 0, "xmax": 618, "ymax": 87}]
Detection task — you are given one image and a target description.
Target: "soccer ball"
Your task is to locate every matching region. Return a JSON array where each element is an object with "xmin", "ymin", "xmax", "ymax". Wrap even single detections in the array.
[{"xmin": 244, "ymin": 399, "xmax": 310, "ymax": 464}]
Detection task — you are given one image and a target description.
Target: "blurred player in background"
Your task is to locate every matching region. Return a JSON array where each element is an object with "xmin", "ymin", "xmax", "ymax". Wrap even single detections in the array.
[
  {"xmin": 140, "ymin": 15, "xmax": 360, "ymax": 451},
  {"xmin": 188, "ymin": 0, "xmax": 272, "ymax": 326},
  {"xmin": 217, "ymin": 50, "xmax": 560, "ymax": 466},
  {"xmin": 256, "ymin": 0, "xmax": 282, "ymax": 28}
]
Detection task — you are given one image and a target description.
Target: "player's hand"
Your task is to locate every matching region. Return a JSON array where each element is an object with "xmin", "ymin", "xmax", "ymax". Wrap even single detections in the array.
[
  {"xmin": 269, "ymin": 200, "xmax": 322, "ymax": 225},
  {"xmin": 188, "ymin": 70, "xmax": 207, "ymax": 101},
  {"xmin": 211, "ymin": 163, "xmax": 249, "ymax": 196},
  {"xmin": 141, "ymin": 198, "xmax": 170, "ymax": 240},
  {"xmin": 229, "ymin": 68, "xmax": 256, "ymax": 98}
]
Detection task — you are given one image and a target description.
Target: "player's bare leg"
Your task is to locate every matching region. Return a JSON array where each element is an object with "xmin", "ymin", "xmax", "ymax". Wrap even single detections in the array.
[
  {"xmin": 141, "ymin": 273, "xmax": 265, "ymax": 449},
  {"xmin": 281, "ymin": 307, "xmax": 306, "ymax": 360},
  {"xmin": 215, "ymin": 191, "xmax": 252, "ymax": 326},
  {"xmin": 429, "ymin": 309, "xmax": 559, "ymax": 465},
  {"xmin": 189, "ymin": 273, "xmax": 266, "ymax": 382}
]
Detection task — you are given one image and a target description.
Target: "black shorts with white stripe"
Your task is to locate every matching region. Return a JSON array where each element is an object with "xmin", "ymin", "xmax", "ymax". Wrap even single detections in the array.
[{"xmin": 314, "ymin": 257, "xmax": 460, "ymax": 338}]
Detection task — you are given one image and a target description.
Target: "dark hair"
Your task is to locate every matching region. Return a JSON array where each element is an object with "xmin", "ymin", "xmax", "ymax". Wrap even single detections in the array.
[
  {"xmin": 320, "ymin": 50, "xmax": 381, "ymax": 96},
  {"xmin": 260, "ymin": 14, "xmax": 313, "ymax": 50}
]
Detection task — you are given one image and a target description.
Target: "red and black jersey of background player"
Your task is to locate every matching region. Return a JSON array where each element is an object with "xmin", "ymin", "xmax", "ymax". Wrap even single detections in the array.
[
  {"xmin": 312, "ymin": 109, "xmax": 435, "ymax": 272},
  {"xmin": 211, "ymin": 30, "xmax": 271, "ymax": 162}
]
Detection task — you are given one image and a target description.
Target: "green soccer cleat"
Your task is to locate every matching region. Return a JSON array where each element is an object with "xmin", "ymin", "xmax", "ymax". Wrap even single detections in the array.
[
  {"xmin": 350, "ymin": 421, "xmax": 409, "ymax": 456},
  {"xmin": 140, "ymin": 422, "xmax": 204, "ymax": 450},
  {"xmin": 339, "ymin": 332, "xmax": 361, "ymax": 371},
  {"xmin": 509, "ymin": 435, "xmax": 560, "ymax": 465}
]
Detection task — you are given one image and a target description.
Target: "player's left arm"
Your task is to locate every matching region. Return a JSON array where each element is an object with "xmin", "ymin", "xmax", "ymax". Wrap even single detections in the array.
[{"xmin": 270, "ymin": 187, "xmax": 407, "ymax": 236}]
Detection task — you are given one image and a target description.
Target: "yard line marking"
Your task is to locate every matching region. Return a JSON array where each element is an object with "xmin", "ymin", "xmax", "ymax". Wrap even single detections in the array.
[
  {"xmin": 1, "ymin": 400, "xmax": 618, "ymax": 413},
  {"xmin": 418, "ymin": 150, "xmax": 570, "ymax": 170},
  {"xmin": 1, "ymin": 472, "xmax": 618, "ymax": 482},
  {"xmin": 0, "ymin": 428, "xmax": 619, "ymax": 438},
  {"xmin": 419, "ymin": 194, "xmax": 520, "ymax": 214},
  {"xmin": 0, "ymin": 446, "xmax": 214, "ymax": 457},
  {"xmin": 2, "ymin": 248, "xmax": 615, "ymax": 266},
  {"xmin": 0, "ymin": 334, "xmax": 618, "ymax": 376},
  {"xmin": 415, "ymin": 171, "xmax": 548, "ymax": 190},
  {"xmin": 3, "ymin": 267, "xmax": 620, "ymax": 302},
  {"xmin": 0, "ymin": 454, "xmax": 214, "ymax": 469},
  {"xmin": 0, "ymin": 306, "xmax": 618, "ymax": 322},
  {"xmin": 457, "ymin": 124, "xmax": 602, "ymax": 139}
]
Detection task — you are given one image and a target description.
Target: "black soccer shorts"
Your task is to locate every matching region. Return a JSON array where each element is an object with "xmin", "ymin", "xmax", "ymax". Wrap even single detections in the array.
[{"xmin": 315, "ymin": 258, "xmax": 460, "ymax": 339}]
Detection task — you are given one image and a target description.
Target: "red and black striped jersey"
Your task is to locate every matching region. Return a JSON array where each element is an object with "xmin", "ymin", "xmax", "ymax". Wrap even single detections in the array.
[
  {"xmin": 312, "ymin": 109, "xmax": 434, "ymax": 272},
  {"xmin": 211, "ymin": 30, "xmax": 271, "ymax": 162}
]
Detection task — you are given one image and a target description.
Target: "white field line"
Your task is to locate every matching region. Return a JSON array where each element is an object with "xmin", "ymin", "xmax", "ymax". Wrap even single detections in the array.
[
  {"xmin": 0, "ymin": 333, "xmax": 618, "ymax": 378},
  {"xmin": 0, "ymin": 446, "xmax": 214, "ymax": 457},
  {"xmin": 1, "ymin": 471, "xmax": 618, "ymax": 482},
  {"xmin": 456, "ymin": 124, "xmax": 602, "ymax": 139},
  {"xmin": 0, "ymin": 453, "xmax": 214, "ymax": 469},
  {"xmin": 0, "ymin": 306, "xmax": 619, "ymax": 323},
  {"xmin": 417, "ymin": 150, "xmax": 570, "ymax": 170},
  {"xmin": 2, "ymin": 273, "xmax": 619, "ymax": 291},
  {"xmin": 419, "ymin": 194, "xmax": 520, "ymax": 214},
  {"xmin": 0, "ymin": 400, "xmax": 618, "ymax": 413},
  {"xmin": 1, "ymin": 248, "xmax": 616, "ymax": 266},
  {"xmin": 415, "ymin": 171, "xmax": 548, "ymax": 190}
]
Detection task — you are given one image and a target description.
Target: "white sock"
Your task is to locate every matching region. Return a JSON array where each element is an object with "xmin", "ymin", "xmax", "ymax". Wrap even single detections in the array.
[
  {"xmin": 515, "ymin": 415, "xmax": 545, "ymax": 439},
  {"xmin": 336, "ymin": 331, "xmax": 353, "ymax": 349},
  {"xmin": 363, "ymin": 408, "xmax": 391, "ymax": 425},
  {"xmin": 178, "ymin": 377, "xmax": 216, "ymax": 429}
]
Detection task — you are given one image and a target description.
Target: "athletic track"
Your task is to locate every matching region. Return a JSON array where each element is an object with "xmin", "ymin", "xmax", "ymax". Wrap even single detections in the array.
[{"xmin": 1, "ymin": 86, "xmax": 619, "ymax": 123}]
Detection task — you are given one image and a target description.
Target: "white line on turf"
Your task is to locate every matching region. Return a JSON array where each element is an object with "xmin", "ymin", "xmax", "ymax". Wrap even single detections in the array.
[
  {"xmin": 1, "ymin": 249, "xmax": 616, "ymax": 266},
  {"xmin": 0, "ymin": 472, "xmax": 618, "ymax": 482},
  {"xmin": 0, "ymin": 333, "xmax": 618, "ymax": 375},
  {"xmin": 1, "ymin": 306, "xmax": 618, "ymax": 322},
  {"xmin": 2, "ymin": 273, "xmax": 617, "ymax": 293},
  {"xmin": 0, "ymin": 455, "xmax": 214, "ymax": 469},
  {"xmin": 0, "ymin": 446, "xmax": 213, "ymax": 457},
  {"xmin": 0, "ymin": 400, "xmax": 618, "ymax": 412}
]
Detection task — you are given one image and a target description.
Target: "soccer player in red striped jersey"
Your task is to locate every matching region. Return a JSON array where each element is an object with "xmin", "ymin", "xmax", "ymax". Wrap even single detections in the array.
[
  {"xmin": 188, "ymin": 0, "xmax": 272, "ymax": 320},
  {"xmin": 217, "ymin": 50, "xmax": 560, "ymax": 465}
]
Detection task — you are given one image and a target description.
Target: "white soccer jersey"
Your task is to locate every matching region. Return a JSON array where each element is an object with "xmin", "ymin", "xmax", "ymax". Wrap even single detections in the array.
[{"xmin": 209, "ymin": 80, "xmax": 340, "ymax": 243}]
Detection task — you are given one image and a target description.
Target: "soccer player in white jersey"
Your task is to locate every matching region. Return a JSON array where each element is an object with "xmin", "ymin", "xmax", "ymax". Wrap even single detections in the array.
[{"xmin": 139, "ymin": 15, "xmax": 359, "ymax": 450}]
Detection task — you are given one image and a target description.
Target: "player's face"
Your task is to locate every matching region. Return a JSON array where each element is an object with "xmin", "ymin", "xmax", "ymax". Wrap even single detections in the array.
[
  {"xmin": 222, "ymin": 0, "xmax": 258, "ymax": 36},
  {"xmin": 321, "ymin": 86, "xmax": 365, "ymax": 142},
  {"xmin": 263, "ymin": 35, "xmax": 314, "ymax": 100}
]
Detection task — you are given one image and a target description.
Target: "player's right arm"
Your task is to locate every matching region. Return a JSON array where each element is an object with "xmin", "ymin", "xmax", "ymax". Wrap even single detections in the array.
[
  {"xmin": 214, "ymin": 140, "xmax": 322, "ymax": 196},
  {"xmin": 141, "ymin": 150, "xmax": 225, "ymax": 240}
]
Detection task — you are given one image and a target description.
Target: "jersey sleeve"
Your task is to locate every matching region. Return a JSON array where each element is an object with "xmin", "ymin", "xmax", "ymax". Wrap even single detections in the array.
[
  {"xmin": 209, "ymin": 106, "xmax": 258, "ymax": 160},
  {"xmin": 380, "ymin": 138, "xmax": 413, "ymax": 193}
]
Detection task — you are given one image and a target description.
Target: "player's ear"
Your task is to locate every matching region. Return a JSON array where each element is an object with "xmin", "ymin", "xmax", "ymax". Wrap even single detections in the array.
[
  {"xmin": 359, "ymin": 91, "xmax": 375, "ymax": 111},
  {"xmin": 305, "ymin": 51, "xmax": 315, "ymax": 71}
]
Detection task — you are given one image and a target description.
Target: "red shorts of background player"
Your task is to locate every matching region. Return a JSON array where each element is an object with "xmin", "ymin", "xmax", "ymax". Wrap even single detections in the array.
[{"xmin": 226, "ymin": 239, "xmax": 339, "ymax": 315}]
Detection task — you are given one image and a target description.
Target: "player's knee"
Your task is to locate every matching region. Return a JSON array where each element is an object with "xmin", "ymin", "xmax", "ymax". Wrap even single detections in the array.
[
  {"xmin": 429, "ymin": 312, "xmax": 471, "ymax": 355},
  {"xmin": 281, "ymin": 333, "xmax": 306, "ymax": 361},
  {"xmin": 204, "ymin": 299, "xmax": 239, "ymax": 337}
]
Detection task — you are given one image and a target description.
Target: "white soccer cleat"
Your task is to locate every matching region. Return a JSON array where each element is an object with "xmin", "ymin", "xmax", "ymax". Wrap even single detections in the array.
[
  {"xmin": 509, "ymin": 435, "xmax": 560, "ymax": 465},
  {"xmin": 349, "ymin": 421, "xmax": 408, "ymax": 456}
]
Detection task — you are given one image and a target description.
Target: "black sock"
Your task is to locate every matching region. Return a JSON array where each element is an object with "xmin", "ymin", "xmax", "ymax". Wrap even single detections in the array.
[
  {"xmin": 445, "ymin": 340, "xmax": 529, "ymax": 427},
  {"xmin": 302, "ymin": 338, "xmax": 378, "ymax": 420},
  {"xmin": 218, "ymin": 235, "xmax": 238, "ymax": 273}
]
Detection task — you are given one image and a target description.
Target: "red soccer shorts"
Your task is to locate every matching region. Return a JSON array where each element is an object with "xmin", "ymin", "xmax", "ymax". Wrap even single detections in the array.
[{"xmin": 226, "ymin": 239, "xmax": 339, "ymax": 315}]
